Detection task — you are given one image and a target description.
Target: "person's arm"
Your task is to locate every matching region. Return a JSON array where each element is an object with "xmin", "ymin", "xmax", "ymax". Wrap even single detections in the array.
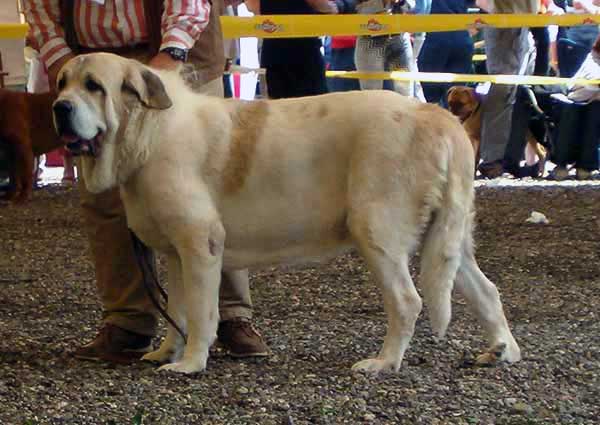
[
  {"xmin": 476, "ymin": 0, "xmax": 491, "ymax": 12},
  {"xmin": 245, "ymin": 0, "xmax": 260, "ymax": 14},
  {"xmin": 306, "ymin": 0, "xmax": 339, "ymax": 14},
  {"xmin": 21, "ymin": 0, "xmax": 75, "ymax": 88},
  {"xmin": 150, "ymin": 0, "xmax": 212, "ymax": 70},
  {"xmin": 573, "ymin": 0, "xmax": 600, "ymax": 13}
]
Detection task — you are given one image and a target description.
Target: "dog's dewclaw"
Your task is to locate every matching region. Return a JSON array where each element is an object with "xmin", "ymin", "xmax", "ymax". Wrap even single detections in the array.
[{"xmin": 475, "ymin": 343, "xmax": 507, "ymax": 367}]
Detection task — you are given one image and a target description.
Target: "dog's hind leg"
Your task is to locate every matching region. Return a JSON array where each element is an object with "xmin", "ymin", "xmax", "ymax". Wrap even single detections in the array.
[
  {"xmin": 350, "ymin": 208, "xmax": 422, "ymax": 373},
  {"xmin": 455, "ymin": 214, "xmax": 521, "ymax": 365},
  {"xmin": 143, "ymin": 253, "xmax": 186, "ymax": 364}
]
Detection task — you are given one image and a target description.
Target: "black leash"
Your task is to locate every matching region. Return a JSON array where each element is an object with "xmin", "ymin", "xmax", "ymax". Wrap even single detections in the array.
[{"xmin": 129, "ymin": 230, "xmax": 188, "ymax": 344}]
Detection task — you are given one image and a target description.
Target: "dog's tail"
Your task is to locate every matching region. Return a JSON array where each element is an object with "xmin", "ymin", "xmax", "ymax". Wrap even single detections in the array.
[{"xmin": 418, "ymin": 125, "xmax": 475, "ymax": 340}]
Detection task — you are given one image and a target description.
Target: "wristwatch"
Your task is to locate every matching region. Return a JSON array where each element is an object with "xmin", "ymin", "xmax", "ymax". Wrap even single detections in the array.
[{"xmin": 160, "ymin": 47, "xmax": 189, "ymax": 62}]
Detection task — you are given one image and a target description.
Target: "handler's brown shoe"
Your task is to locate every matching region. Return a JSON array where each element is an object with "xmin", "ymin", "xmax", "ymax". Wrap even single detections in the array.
[
  {"xmin": 217, "ymin": 318, "xmax": 269, "ymax": 358},
  {"xmin": 73, "ymin": 324, "xmax": 153, "ymax": 364}
]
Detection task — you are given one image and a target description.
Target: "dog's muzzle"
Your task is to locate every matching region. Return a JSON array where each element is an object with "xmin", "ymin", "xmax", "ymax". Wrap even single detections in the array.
[{"xmin": 53, "ymin": 100, "xmax": 102, "ymax": 157}]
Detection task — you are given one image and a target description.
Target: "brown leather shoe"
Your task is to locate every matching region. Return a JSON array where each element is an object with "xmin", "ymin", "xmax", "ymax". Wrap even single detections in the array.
[
  {"xmin": 73, "ymin": 324, "xmax": 153, "ymax": 364},
  {"xmin": 217, "ymin": 318, "xmax": 269, "ymax": 358}
]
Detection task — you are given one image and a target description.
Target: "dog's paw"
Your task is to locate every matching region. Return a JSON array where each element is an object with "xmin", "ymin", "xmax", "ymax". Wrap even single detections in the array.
[
  {"xmin": 156, "ymin": 359, "xmax": 207, "ymax": 374},
  {"xmin": 351, "ymin": 358, "xmax": 400, "ymax": 374},
  {"xmin": 142, "ymin": 349, "xmax": 174, "ymax": 364},
  {"xmin": 475, "ymin": 342, "xmax": 521, "ymax": 366}
]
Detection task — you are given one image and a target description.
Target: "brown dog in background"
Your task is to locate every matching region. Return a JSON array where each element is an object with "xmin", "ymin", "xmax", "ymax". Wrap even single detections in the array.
[
  {"xmin": 447, "ymin": 86, "xmax": 547, "ymax": 174},
  {"xmin": 0, "ymin": 90, "xmax": 62, "ymax": 202}
]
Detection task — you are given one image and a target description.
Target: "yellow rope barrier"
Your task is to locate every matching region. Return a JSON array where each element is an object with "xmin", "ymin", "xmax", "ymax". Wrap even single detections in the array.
[
  {"xmin": 325, "ymin": 70, "xmax": 600, "ymax": 85},
  {"xmin": 221, "ymin": 13, "xmax": 600, "ymax": 39}
]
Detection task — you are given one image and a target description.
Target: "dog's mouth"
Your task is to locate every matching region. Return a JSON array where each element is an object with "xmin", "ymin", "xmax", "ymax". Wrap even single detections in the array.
[
  {"xmin": 448, "ymin": 104, "xmax": 471, "ymax": 120},
  {"xmin": 62, "ymin": 131, "xmax": 103, "ymax": 157}
]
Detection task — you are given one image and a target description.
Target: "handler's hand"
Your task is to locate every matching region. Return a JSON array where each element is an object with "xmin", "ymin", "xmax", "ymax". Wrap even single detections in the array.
[
  {"xmin": 148, "ymin": 52, "xmax": 181, "ymax": 71},
  {"xmin": 48, "ymin": 53, "xmax": 76, "ymax": 92}
]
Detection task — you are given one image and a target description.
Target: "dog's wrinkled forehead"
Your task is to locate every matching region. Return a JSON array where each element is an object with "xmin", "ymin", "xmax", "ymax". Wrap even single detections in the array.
[{"xmin": 58, "ymin": 53, "xmax": 126, "ymax": 91}]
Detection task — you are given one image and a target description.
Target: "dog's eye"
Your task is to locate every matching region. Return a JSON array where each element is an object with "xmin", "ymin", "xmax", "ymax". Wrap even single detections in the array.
[
  {"xmin": 85, "ymin": 78, "xmax": 104, "ymax": 93},
  {"xmin": 58, "ymin": 76, "xmax": 67, "ymax": 91}
]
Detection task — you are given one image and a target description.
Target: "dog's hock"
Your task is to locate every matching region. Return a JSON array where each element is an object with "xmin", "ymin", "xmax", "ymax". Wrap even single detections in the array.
[{"xmin": 122, "ymin": 66, "xmax": 172, "ymax": 110}]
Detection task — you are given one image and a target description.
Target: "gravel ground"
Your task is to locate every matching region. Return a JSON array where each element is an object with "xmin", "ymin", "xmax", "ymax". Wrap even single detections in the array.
[{"xmin": 1, "ymin": 177, "xmax": 599, "ymax": 425}]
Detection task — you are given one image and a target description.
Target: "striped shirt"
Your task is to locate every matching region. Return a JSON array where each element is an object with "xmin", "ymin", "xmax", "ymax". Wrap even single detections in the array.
[{"xmin": 22, "ymin": 0, "xmax": 210, "ymax": 68}]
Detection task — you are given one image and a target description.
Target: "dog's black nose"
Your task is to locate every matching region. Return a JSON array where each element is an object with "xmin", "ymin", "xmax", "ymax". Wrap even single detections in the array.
[
  {"xmin": 53, "ymin": 100, "xmax": 75, "ymax": 136},
  {"xmin": 53, "ymin": 100, "xmax": 74, "ymax": 117}
]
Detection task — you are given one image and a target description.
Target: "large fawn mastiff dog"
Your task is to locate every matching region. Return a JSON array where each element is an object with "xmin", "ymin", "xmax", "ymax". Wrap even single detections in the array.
[{"xmin": 53, "ymin": 53, "xmax": 520, "ymax": 374}]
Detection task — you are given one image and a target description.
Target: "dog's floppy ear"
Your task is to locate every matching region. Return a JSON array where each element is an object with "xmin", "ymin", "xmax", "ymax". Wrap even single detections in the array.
[
  {"xmin": 122, "ymin": 65, "xmax": 172, "ymax": 110},
  {"xmin": 447, "ymin": 86, "xmax": 458, "ymax": 98}
]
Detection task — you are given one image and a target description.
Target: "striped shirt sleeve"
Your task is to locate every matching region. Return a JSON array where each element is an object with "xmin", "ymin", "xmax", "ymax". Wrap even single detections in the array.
[
  {"xmin": 161, "ymin": 0, "xmax": 211, "ymax": 50},
  {"xmin": 22, "ymin": 0, "xmax": 72, "ymax": 68}
]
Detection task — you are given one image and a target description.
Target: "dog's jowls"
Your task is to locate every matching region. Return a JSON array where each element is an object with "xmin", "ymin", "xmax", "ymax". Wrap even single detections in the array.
[
  {"xmin": 54, "ymin": 53, "xmax": 521, "ymax": 374},
  {"xmin": 0, "ymin": 90, "xmax": 61, "ymax": 202}
]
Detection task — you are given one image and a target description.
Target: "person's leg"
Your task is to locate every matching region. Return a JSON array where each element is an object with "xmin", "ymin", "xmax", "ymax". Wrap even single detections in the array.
[
  {"xmin": 575, "ymin": 102, "xmax": 600, "ymax": 173},
  {"xmin": 301, "ymin": 53, "xmax": 329, "ymax": 97},
  {"xmin": 74, "ymin": 180, "xmax": 158, "ymax": 362},
  {"xmin": 328, "ymin": 47, "xmax": 360, "ymax": 92},
  {"xmin": 557, "ymin": 38, "xmax": 592, "ymax": 78},
  {"xmin": 479, "ymin": 28, "xmax": 529, "ymax": 176},
  {"xmin": 531, "ymin": 27, "xmax": 550, "ymax": 76},
  {"xmin": 265, "ymin": 64, "xmax": 288, "ymax": 100},
  {"xmin": 386, "ymin": 34, "xmax": 416, "ymax": 98},
  {"xmin": 503, "ymin": 86, "xmax": 534, "ymax": 176},
  {"xmin": 548, "ymin": 101, "xmax": 580, "ymax": 179},
  {"xmin": 418, "ymin": 35, "xmax": 450, "ymax": 104},
  {"xmin": 355, "ymin": 36, "xmax": 386, "ymax": 90}
]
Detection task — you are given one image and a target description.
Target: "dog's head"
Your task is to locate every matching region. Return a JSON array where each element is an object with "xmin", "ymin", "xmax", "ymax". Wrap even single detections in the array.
[
  {"xmin": 53, "ymin": 52, "xmax": 172, "ymax": 192},
  {"xmin": 447, "ymin": 86, "xmax": 480, "ymax": 121}
]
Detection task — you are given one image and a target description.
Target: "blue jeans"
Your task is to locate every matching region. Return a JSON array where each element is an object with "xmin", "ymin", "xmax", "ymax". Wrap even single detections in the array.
[
  {"xmin": 418, "ymin": 32, "xmax": 474, "ymax": 105},
  {"xmin": 327, "ymin": 47, "xmax": 360, "ymax": 92},
  {"xmin": 557, "ymin": 39, "xmax": 592, "ymax": 78}
]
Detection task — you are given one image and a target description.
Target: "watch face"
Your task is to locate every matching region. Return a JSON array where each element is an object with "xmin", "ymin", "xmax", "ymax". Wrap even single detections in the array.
[{"xmin": 163, "ymin": 48, "xmax": 188, "ymax": 62}]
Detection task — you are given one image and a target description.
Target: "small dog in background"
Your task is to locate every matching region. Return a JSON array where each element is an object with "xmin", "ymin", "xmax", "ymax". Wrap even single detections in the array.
[
  {"xmin": 447, "ymin": 86, "xmax": 482, "ymax": 167},
  {"xmin": 447, "ymin": 85, "xmax": 547, "ymax": 176},
  {"xmin": 0, "ymin": 89, "xmax": 62, "ymax": 203}
]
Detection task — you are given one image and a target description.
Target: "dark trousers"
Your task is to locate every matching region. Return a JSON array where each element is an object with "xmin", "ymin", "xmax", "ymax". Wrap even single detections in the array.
[
  {"xmin": 503, "ymin": 86, "xmax": 533, "ymax": 169},
  {"xmin": 327, "ymin": 47, "xmax": 360, "ymax": 92},
  {"xmin": 265, "ymin": 56, "xmax": 328, "ymax": 99},
  {"xmin": 557, "ymin": 39, "xmax": 592, "ymax": 78},
  {"xmin": 418, "ymin": 33, "xmax": 474, "ymax": 105},
  {"xmin": 531, "ymin": 27, "xmax": 550, "ymax": 76},
  {"xmin": 551, "ymin": 101, "xmax": 600, "ymax": 171}
]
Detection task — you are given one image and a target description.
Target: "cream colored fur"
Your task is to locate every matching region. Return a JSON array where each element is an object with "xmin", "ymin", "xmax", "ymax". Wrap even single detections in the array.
[{"xmin": 54, "ymin": 53, "xmax": 521, "ymax": 374}]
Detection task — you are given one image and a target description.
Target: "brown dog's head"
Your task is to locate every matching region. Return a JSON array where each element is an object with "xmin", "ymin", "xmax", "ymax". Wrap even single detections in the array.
[
  {"xmin": 52, "ymin": 52, "xmax": 173, "ymax": 193},
  {"xmin": 447, "ymin": 86, "xmax": 480, "ymax": 121}
]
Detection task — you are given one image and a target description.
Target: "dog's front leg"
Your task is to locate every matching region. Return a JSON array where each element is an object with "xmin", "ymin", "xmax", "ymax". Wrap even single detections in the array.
[
  {"xmin": 158, "ymin": 222, "xmax": 224, "ymax": 374},
  {"xmin": 143, "ymin": 253, "xmax": 186, "ymax": 364}
]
